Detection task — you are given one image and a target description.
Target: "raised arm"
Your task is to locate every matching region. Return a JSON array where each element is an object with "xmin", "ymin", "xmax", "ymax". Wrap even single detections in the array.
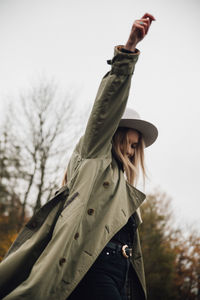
[{"xmin": 81, "ymin": 13, "xmax": 155, "ymax": 159}]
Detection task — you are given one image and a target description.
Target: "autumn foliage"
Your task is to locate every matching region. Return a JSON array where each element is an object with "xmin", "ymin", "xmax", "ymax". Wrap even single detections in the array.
[
  {"xmin": 0, "ymin": 215, "xmax": 18, "ymax": 261},
  {"xmin": 140, "ymin": 191, "xmax": 200, "ymax": 300}
]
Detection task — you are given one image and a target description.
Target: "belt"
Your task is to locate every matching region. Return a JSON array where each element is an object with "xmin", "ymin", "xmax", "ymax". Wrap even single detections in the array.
[{"xmin": 106, "ymin": 241, "xmax": 132, "ymax": 259}]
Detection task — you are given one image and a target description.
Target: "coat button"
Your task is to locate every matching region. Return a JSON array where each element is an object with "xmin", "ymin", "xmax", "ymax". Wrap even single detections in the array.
[
  {"xmin": 103, "ymin": 181, "xmax": 110, "ymax": 188},
  {"xmin": 74, "ymin": 232, "xmax": 79, "ymax": 240},
  {"xmin": 59, "ymin": 258, "xmax": 66, "ymax": 266},
  {"xmin": 87, "ymin": 209, "xmax": 94, "ymax": 215}
]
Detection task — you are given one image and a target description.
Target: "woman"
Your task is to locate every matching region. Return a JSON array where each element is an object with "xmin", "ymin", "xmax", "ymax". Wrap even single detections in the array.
[{"xmin": 0, "ymin": 13, "xmax": 158, "ymax": 300}]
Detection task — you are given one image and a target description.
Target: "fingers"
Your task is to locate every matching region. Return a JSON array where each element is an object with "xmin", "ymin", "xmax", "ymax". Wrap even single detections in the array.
[
  {"xmin": 141, "ymin": 13, "xmax": 156, "ymax": 22},
  {"xmin": 135, "ymin": 14, "xmax": 155, "ymax": 36},
  {"xmin": 126, "ymin": 13, "xmax": 155, "ymax": 49},
  {"xmin": 134, "ymin": 22, "xmax": 146, "ymax": 39},
  {"xmin": 136, "ymin": 19, "xmax": 149, "ymax": 34},
  {"xmin": 134, "ymin": 20, "xmax": 148, "ymax": 38}
]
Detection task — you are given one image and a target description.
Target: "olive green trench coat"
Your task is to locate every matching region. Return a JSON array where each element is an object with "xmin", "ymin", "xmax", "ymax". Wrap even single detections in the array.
[{"xmin": 0, "ymin": 46, "xmax": 147, "ymax": 300}]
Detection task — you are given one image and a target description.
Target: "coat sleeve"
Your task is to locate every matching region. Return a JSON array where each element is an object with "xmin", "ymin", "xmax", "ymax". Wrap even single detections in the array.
[{"xmin": 80, "ymin": 45, "xmax": 140, "ymax": 159}]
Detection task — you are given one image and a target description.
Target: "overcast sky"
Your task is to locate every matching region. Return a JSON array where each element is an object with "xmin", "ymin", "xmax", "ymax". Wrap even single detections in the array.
[{"xmin": 0, "ymin": 0, "xmax": 200, "ymax": 230}]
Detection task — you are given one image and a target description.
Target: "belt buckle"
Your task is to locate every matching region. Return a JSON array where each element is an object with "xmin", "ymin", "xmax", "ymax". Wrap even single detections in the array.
[{"xmin": 122, "ymin": 244, "xmax": 132, "ymax": 258}]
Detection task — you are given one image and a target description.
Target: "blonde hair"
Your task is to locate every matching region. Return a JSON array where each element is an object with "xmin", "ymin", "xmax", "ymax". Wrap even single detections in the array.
[
  {"xmin": 62, "ymin": 127, "xmax": 146, "ymax": 187},
  {"xmin": 112, "ymin": 127, "xmax": 146, "ymax": 186},
  {"xmin": 62, "ymin": 172, "xmax": 67, "ymax": 187}
]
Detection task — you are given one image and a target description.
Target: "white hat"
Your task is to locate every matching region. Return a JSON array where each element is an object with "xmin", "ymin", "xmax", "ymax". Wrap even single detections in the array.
[{"xmin": 118, "ymin": 108, "xmax": 158, "ymax": 147}]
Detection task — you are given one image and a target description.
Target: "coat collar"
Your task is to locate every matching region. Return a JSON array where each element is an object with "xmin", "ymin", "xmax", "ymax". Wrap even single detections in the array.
[{"xmin": 54, "ymin": 185, "xmax": 69, "ymax": 198}]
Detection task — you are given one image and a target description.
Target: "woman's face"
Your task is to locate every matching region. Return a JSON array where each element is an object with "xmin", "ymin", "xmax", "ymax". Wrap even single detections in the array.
[{"xmin": 120, "ymin": 129, "xmax": 139, "ymax": 161}]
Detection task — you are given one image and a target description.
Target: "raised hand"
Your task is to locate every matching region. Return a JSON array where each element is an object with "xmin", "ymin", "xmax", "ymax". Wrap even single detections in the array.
[{"xmin": 124, "ymin": 13, "xmax": 156, "ymax": 52}]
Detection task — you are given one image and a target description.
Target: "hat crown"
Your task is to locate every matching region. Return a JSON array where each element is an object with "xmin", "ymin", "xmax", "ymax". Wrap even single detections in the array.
[
  {"xmin": 119, "ymin": 107, "xmax": 158, "ymax": 148},
  {"xmin": 121, "ymin": 108, "xmax": 141, "ymax": 120}
]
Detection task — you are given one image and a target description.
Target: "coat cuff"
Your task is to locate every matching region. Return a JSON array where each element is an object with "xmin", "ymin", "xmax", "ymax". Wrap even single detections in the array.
[{"xmin": 107, "ymin": 45, "xmax": 140, "ymax": 75}]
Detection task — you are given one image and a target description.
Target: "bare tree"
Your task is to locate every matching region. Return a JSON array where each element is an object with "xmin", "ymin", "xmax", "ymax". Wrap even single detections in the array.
[
  {"xmin": 0, "ymin": 121, "xmax": 25, "ymax": 229},
  {"xmin": 8, "ymin": 79, "xmax": 83, "ymax": 223}
]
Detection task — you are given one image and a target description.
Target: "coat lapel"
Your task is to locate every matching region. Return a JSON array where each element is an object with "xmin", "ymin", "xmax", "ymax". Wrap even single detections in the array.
[{"xmin": 125, "ymin": 181, "xmax": 146, "ymax": 226}]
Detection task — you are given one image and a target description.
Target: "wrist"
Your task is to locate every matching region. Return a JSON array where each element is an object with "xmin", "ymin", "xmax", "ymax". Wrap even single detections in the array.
[{"xmin": 124, "ymin": 41, "xmax": 137, "ymax": 52}]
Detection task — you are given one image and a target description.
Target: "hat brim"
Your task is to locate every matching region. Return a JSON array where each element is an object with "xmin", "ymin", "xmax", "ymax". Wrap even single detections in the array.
[{"xmin": 118, "ymin": 119, "xmax": 158, "ymax": 147}]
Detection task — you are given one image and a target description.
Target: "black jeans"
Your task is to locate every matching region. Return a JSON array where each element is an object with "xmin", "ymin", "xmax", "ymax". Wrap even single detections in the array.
[{"xmin": 67, "ymin": 247, "xmax": 129, "ymax": 300}]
